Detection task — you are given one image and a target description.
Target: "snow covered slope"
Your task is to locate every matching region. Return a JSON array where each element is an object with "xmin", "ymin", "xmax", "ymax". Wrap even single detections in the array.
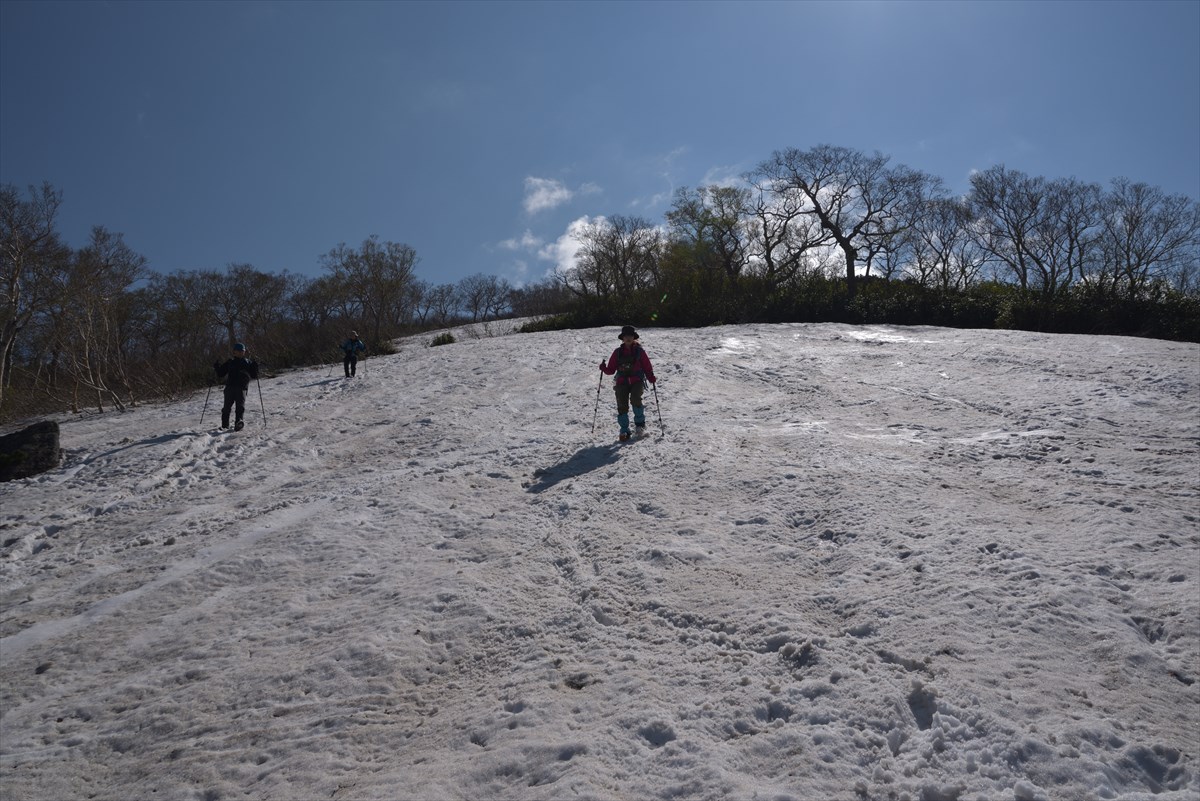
[{"xmin": 2, "ymin": 323, "xmax": 1197, "ymax": 801}]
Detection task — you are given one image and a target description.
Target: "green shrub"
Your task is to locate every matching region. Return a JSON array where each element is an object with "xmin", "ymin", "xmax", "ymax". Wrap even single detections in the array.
[
  {"xmin": 518, "ymin": 314, "xmax": 575, "ymax": 333},
  {"xmin": 429, "ymin": 332, "xmax": 456, "ymax": 347}
]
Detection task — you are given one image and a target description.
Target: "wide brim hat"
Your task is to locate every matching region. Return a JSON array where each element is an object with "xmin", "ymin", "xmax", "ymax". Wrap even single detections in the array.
[{"xmin": 618, "ymin": 325, "xmax": 639, "ymax": 340}]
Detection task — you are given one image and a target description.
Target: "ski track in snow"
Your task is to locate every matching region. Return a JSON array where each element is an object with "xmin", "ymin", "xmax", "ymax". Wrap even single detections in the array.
[{"xmin": 1, "ymin": 322, "xmax": 1198, "ymax": 801}]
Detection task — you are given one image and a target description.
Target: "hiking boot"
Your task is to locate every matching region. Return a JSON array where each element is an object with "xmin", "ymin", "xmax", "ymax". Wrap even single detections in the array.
[
  {"xmin": 619, "ymin": 431, "xmax": 632, "ymax": 441},
  {"xmin": 234, "ymin": 420, "xmax": 244, "ymax": 431}
]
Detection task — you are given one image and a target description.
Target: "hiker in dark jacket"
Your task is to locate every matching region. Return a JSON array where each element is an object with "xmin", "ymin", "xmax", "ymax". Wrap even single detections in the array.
[
  {"xmin": 600, "ymin": 325, "xmax": 656, "ymax": 440},
  {"xmin": 340, "ymin": 331, "xmax": 366, "ymax": 377},
  {"xmin": 213, "ymin": 342, "xmax": 259, "ymax": 430}
]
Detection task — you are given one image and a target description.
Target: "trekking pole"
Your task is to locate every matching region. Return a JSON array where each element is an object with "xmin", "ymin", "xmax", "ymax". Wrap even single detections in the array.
[
  {"xmin": 327, "ymin": 361, "xmax": 334, "ymax": 378},
  {"xmin": 590, "ymin": 369, "xmax": 604, "ymax": 433},
  {"xmin": 200, "ymin": 382, "xmax": 213, "ymax": 425},
  {"xmin": 652, "ymin": 381, "xmax": 664, "ymax": 435},
  {"xmin": 256, "ymin": 376, "xmax": 267, "ymax": 428}
]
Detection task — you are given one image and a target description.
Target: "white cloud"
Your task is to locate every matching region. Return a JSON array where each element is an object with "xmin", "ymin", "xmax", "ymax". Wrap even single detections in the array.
[
  {"xmin": 505, "ymin": 259, "xmax": 531, "ymax": 286},
  {"xmin": 498, "ymin": 230, "xmax": 544, "ymax": 252},
  {"xmin": 633, "ymin": 190, "xmax": 673, "ymax": 210},
  {"xmin": 523, "ymin": 177, "xmax": 574, "ymax": 215},
  {"xmin": 519, "ymin": 178, "xmax": 602, "ymax": 220},
  {"xmin": 700, "ymin": 164, "xmax": 746, "ymax": 188},
  {"xmin": 627, "ymin": 146, "xmax": 691, "ymax": 211},
  {"xmin": 538, "ymin": 215, "xmax": 602, "ymax": 276}
]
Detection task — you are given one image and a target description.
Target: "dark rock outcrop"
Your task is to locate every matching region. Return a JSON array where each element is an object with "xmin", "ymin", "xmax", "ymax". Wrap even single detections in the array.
[{"xmin": 0, "ymin": 421, "xmax": 62, "ymax": 482}]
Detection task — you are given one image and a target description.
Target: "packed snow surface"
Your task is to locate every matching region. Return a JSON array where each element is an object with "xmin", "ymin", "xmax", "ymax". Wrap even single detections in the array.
[{"xmin": 2, "ymin": 322, "xmax": 1198, "ymax": 801}]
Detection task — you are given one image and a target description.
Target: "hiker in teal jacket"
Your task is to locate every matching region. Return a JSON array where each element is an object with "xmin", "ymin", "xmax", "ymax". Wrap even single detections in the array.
[{"xmin": 341, "ymin": 331, "xmax": 366, "ymax": 377}]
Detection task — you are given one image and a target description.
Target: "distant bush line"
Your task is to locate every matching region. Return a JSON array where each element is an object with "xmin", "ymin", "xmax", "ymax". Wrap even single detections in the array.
[{"xmin": 519, "ymin": 275, "xmax": 1200, "ymax": 343}]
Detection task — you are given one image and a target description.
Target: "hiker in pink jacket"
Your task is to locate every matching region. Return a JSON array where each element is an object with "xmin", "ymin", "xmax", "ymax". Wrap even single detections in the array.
[{"xmin": 599, "ymin": 325, "xmax": 656, "ymax": 440}]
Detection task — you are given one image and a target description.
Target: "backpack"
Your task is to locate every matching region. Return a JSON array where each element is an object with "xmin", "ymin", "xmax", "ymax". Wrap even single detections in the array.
[{"xmin": 614, "ymin": 345, "xmax": 645, "ymax": 384}]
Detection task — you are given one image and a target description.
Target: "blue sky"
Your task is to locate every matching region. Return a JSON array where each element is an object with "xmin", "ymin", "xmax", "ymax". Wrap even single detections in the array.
[{"xmin": 2, "ymin": 0, "xmax": 1198, "ymax": 289}]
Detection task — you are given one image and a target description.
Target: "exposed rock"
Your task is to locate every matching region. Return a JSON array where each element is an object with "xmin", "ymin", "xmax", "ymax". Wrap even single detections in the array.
[{"xmin": 0, "ymin": 421, "xmax": 62, "ymax": 482}]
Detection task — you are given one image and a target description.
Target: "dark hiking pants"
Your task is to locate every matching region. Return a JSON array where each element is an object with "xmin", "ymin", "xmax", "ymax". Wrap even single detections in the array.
[
  {"xmin": 614, "ymin": 382, "xmax": 644, "ymax": 416},
  {"xmin": 222, "ymin": 386, "xmax": 247, "ymax": 428}
]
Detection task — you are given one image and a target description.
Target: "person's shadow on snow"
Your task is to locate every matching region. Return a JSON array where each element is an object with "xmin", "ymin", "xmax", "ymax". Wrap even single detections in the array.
[
  {"xmin": 299, "ymin": 378, "xmax": 349, "ymax": 388},
  {"xmin": 89, "ymin": 431, "xmax": 199, "ymax": 461},
  {"xmin": 525, "ymin": 444, "xmax": 621, "ymax": 494}
]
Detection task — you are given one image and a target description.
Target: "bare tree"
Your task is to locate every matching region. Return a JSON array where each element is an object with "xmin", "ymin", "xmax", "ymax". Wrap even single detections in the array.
[
  {"xmin": 907, "ymin": 197, "xmax": 988, "ymax": 291},
  {"xmin": 197, "ymin": 268, "xmax": 240, "ymax": 345},
  {"xmin": 762, "ymin": 145, "xmax": 934, "ymax": 296},
  {"xmin": 1041, "ymin": 177, "xmax": 1103, "ymax": 296},
  {"xmin": 202, "ymin": 263, "xmax": 290, "ymax": 350},
  {"xmin": 968, "ymin": 166, "xmax": 1043, "ymax": 289},
  {"xmin": 0, "ymin": 182, "xmax": 71, "ymax": 408},
  {"xmin": 563, "ymin": 215, "xmax": 663, "ymax": 300},
  {"xmin": 557, "ymin": 218, "xmax": 607, "ymax": 300},
  {"xmin": 510, "ymin": 277, "xmax": 570, "ymax": 316},
  {"xmin": 285, "ymin": 273, "xmax": 339, "ymax": 330},
  {"xmin": 869, "ymin": 230, "xmax": 911, "ymax": 282},
  {"xmin": 484, "ymin": 276, "xmax": 513, "ymax": 320},
  {"xmin": 741, "ymin": 168, "xmax": 830, "ymax": 288},
  {"xmin": 53, "ymin": 227, "xmax": 148, "ymax": 412},
  {"xmin": 144, "ymin": 271, "xmax": 216, "ymax": 353},
  {"xmin": 424, "ymin": 282, "xmax": 460, "ymax": 327},
  {"xmin": 133, "ymin": 273, "xmax": 216, "ymax": 395},
  {"xmin": 859, "ymin": 176, "xmax": 946, "ymax": 281},
  {"xmin": 666, "ymin": 186, "xmax": 751, "ymax": 280},
  {"xmin": 1092, "ymin": 178, "xmax": 1200, "ymax": 298},
  {"xmin": 970, "ymin": 167, "xmax": 1102, "ymax": 297},
  {"xmin": 321, "ymin": 236, "xmax": 419, "ymax": 345},
  {"xmin": 193, "ymin": 264, "xmax": 275, "ymax": 350},
  {"xmin": 408, "ymin": 279, "xmax": 432, "ymax": 327},
  {"xmin": 457, "ymin": 274, "xmax": 490, "ymax": 323},
  {"xmin": 456, "ymin": 274, "xmax": 512, "ymax": 322}
]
